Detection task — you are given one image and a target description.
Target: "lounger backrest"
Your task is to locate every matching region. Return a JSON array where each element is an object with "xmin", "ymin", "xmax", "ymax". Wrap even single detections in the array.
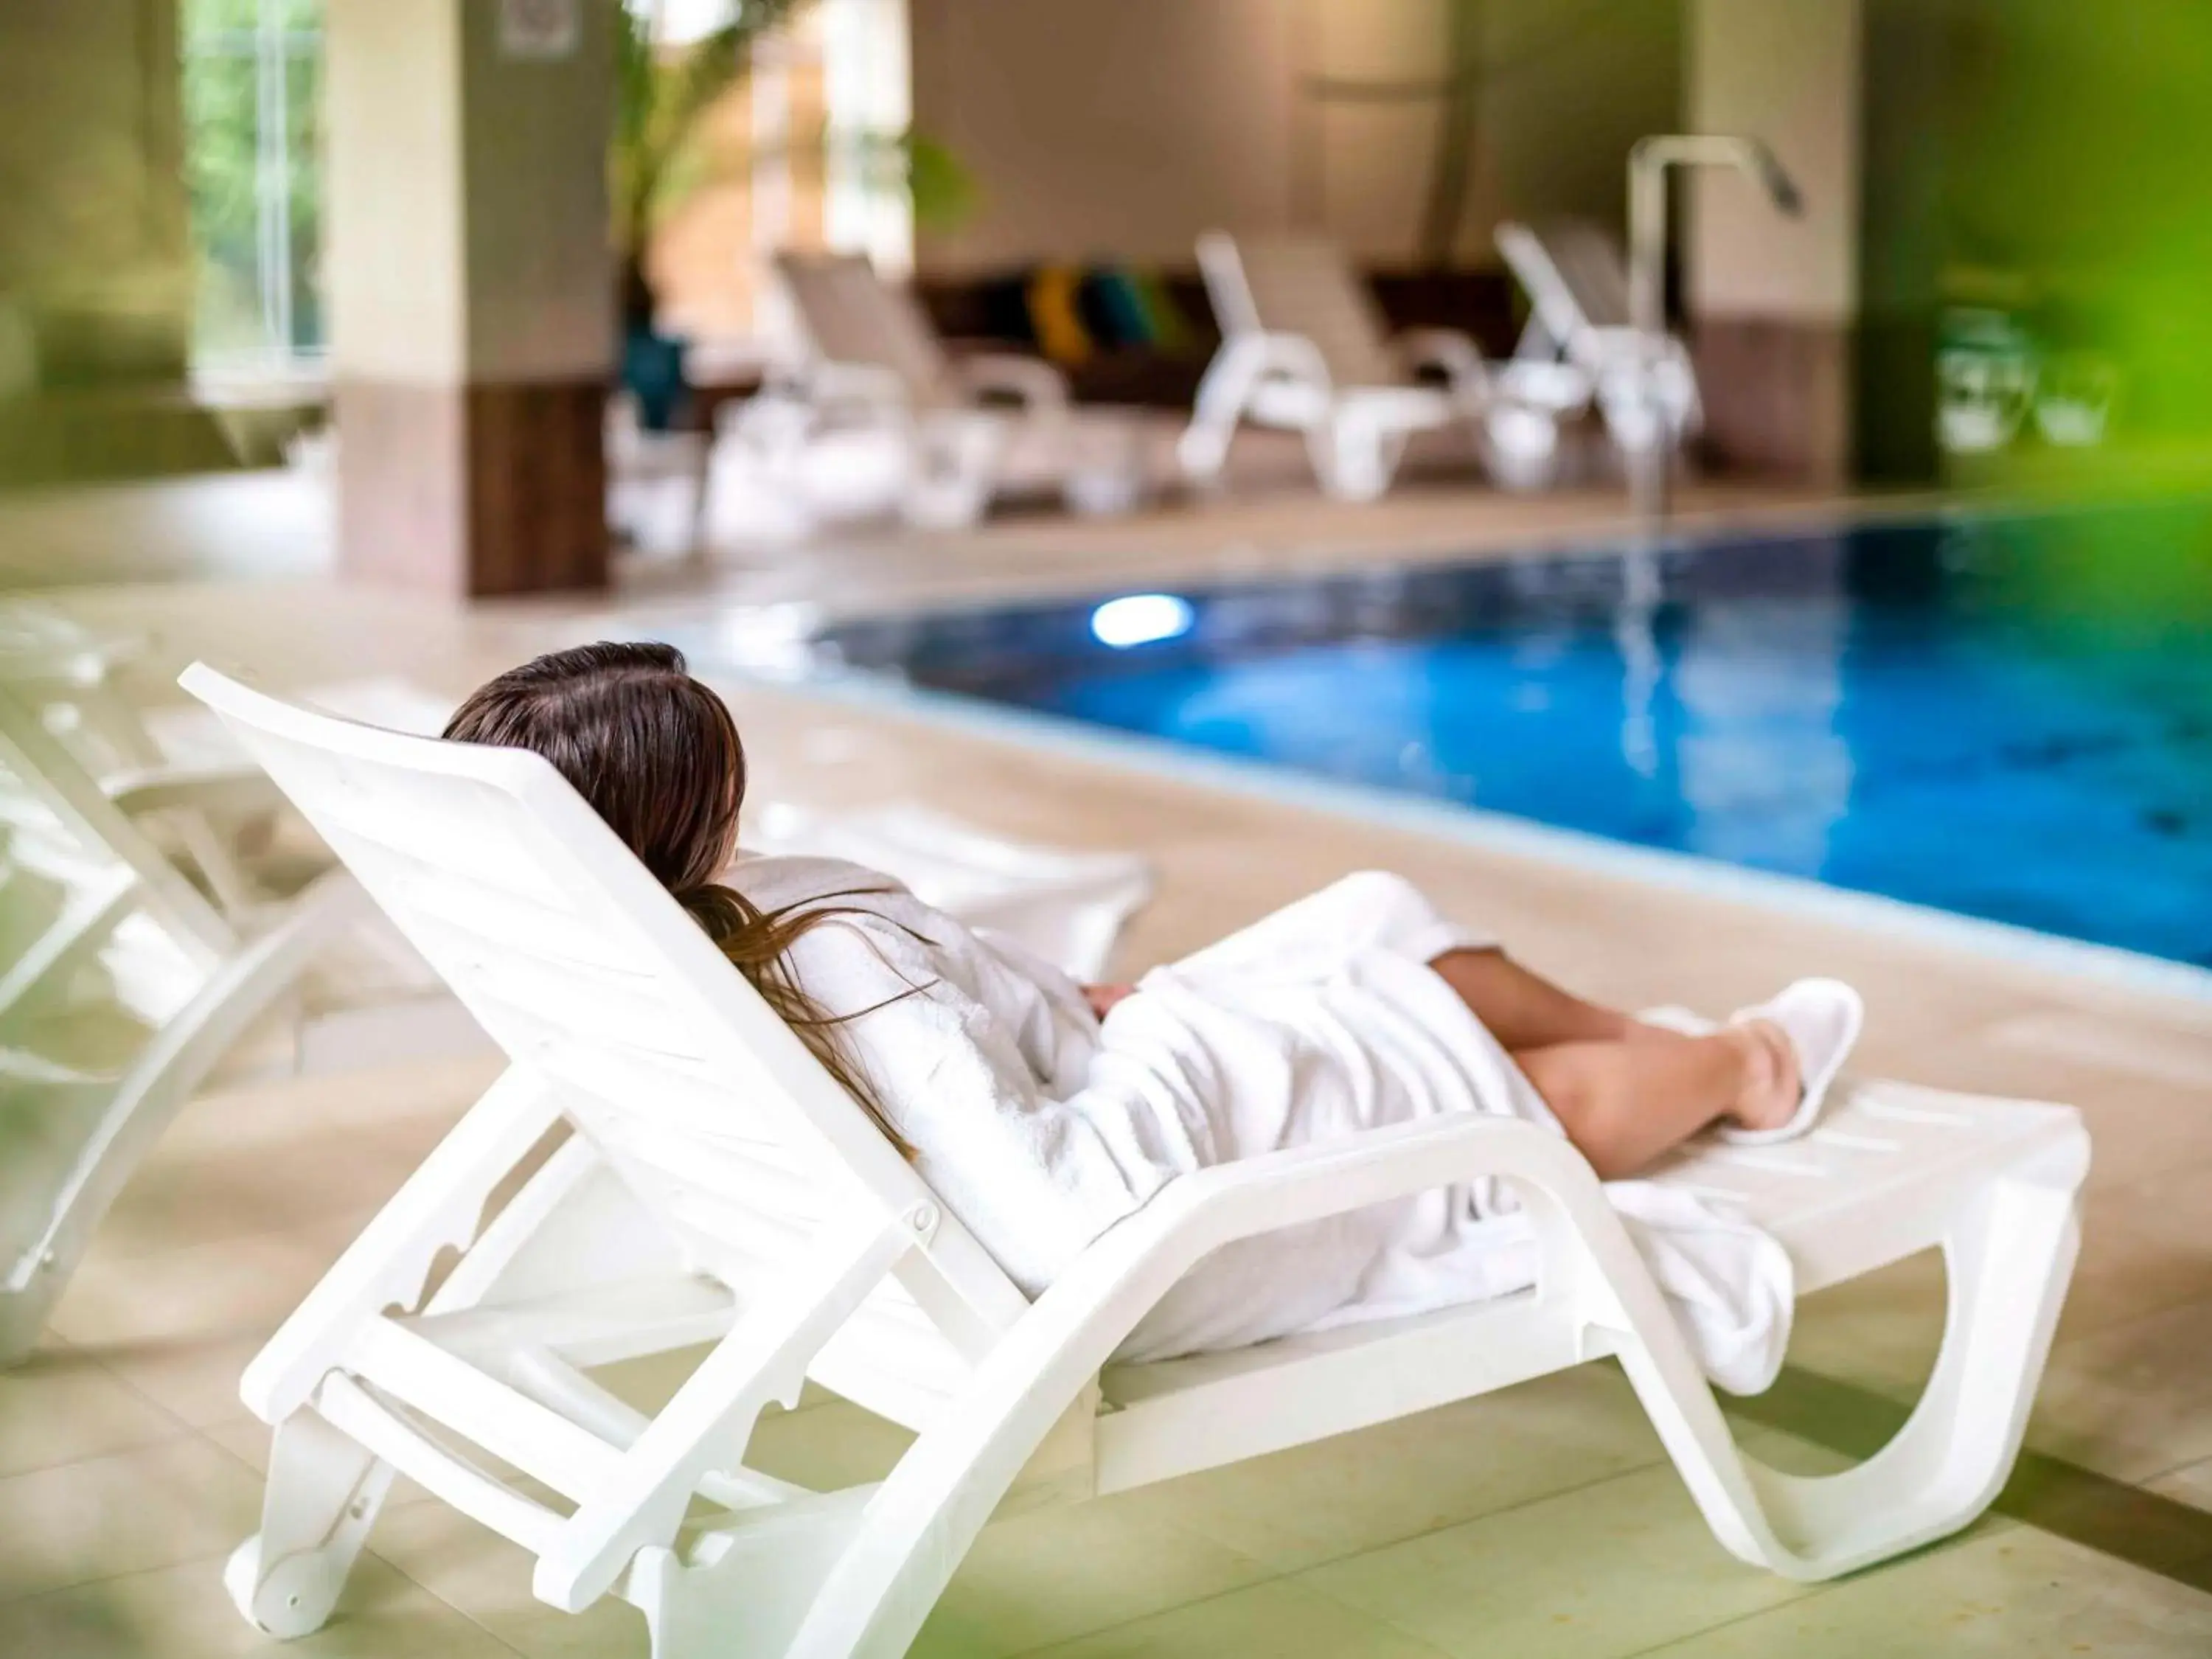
[
  {"xmin": 180, "ymin": 666, "xmax": 1029, "ymax": 1411},
  {"xmin": 1497, "ymin": 218, "xmax": 1633, "ymax": 345},
  {"xmin": 775, "ymin": 251, "xmax": 950, "ymax": 404},
  {"xmin": 0, "ymin": 606, "xmax": 159, "ymax": 779},
  {"xmin": 0, "ymin": 679, "xmax": 238, "ymax": 967},
  {"xmin": 1197, "ymin": 232, "xmax": 1408, "ymax": 390}
]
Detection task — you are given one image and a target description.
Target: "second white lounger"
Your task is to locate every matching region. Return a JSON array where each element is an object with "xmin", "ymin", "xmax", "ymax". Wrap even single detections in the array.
[
  {"xmin": 1181, "ymin": 232, "xmax": 1589, "ymax": 498},
  {"xmin": 189, "ymin": 664, "xmax": 2088, "ymax": 1659}
]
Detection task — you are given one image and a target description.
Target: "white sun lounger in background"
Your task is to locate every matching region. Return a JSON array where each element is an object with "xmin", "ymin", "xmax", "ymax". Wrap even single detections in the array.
[
  {"xmin": 0, "ymin": 621, "xmax": 482, "ymax": 1366},
  {"xmin": 1496, "ymin": 217, "xmax": 1705, "ymax": 457},
  {"xmin": 732, "ymin": 251, "xmax": 1072, "ymax": 530},
  {"xmin": 0, "ymin": 679, "xmax": 387, "ymax": 1364},
  {"xmin": 742, "ymin": 799, "xmax": 1148, "ymax": 984},
  {"xmin": 0, "ymin": 605, "xmax": 456, "ymax": 915},
  {"xmin": 189, "ymin": 661, "xmax": 2087, "ymax": 1659},
  {"xmin": 1180, "ymin": 232, "xmax": 1590, "ymax": 500}
]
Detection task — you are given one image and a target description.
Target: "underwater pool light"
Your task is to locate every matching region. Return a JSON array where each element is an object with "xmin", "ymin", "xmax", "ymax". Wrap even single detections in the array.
[{"xmin": 1091, "ymin": 594, "xmax": 1194, "ymax": 648}]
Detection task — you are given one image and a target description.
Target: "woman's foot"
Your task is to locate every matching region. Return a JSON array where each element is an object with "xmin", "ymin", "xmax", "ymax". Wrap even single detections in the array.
[{"xmin": 1725, "ymin": 1019, "xmax": 1803, "ymax": 1135}]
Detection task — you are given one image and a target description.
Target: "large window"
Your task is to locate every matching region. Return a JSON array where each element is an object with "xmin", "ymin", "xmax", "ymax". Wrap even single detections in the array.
[{"xmin": 182, "ymin": 0, "xmax": 324, "ymax": 368}]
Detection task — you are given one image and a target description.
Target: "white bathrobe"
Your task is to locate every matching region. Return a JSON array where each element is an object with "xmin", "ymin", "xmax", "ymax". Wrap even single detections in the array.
[{"xmin": 739, "ymin": 858, "xmax": 1793, "ymax": 1394}]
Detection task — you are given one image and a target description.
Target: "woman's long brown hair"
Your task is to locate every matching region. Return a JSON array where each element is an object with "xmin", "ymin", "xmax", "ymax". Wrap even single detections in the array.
[{"xmin": 442, "ymin": 641, "xmax": 914, "ymax": 1151}]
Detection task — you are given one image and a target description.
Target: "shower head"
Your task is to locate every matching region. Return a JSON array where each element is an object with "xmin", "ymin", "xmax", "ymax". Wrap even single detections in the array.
[
  {"xmin": 1629, "ymin": 133, "xmax": 1805, "ymax": 218},
  {"xmin": 1747, "ymin": 142, "xmax": 1805, "ymax": 217}
]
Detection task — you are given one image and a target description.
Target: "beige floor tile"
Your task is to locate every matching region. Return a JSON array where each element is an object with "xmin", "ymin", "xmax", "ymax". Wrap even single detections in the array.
[
  {"xmin": 1772, "ymin": 1248, "xmax": 1949, "ymax": 1395},
  {"xmin": 0, "ymin": 1437, "xmax": 262, "ymax": 1604},
  {"xmin": 1981, "ymin": 1007, "xmax": 2212, "ymax": 1096},
  {"xmin": 744, "ymin": 1396, "xmax": 919, "ymax": 1490},
  {"xmin": 1295, "ymin": 1455, "xmax": 1821, "ymax": 1659},
  {"xmin": 1635, "ymin": 1524, "xmax": 2212, "ymax": 1657},
  {"xmin": 81, "ymin": 1059, "xmax": 494, "ymax": 1265},
  {"xmin": 46, "ymin": 1226, "xmax": 343, "ymax": 1426},
  {"xmin": 0, "ymin": 1547, "xmax": 521, "ymax": 1659},
  {"xmin": 571, "ymin": 1341, "xmax": 721, "ymax": 1413},
  {"xmin": 2066, "ymin": 1150, "xmax": 2212, "ymax": 1338},
  {"xmin": 1098, "ymin": 1363, "xmax": 1669, "ymax": 1574},
  {"xmin": 84, "ymin": 1119, "xmax": 441, "ymax": 1268},
  {"xmin": 912, "ymin": 1495, "xmax": 1276, "ymax": 1658},
  {"xmin": 2148, "ymin": 1454, "xmax": 2212, "ymax": 1510},
  {"xmin": 1006, "ymin": 1577, "xmax": 1455, "ymax": 1659},
  {"xmin": 1773, "ymin": 1267, "xmax": 2212, "ymax": 1488},
  {"xmin": 364, "ymin": 1502, "xmax": 647, "ymax": 1659},
  {"xmin": 195, "ymin": 1413, "xmax": 454, "ymax": 1519},
  {"xmin": 2026, "ymin": 1295, "xmax": 2212, "ymax": 1482},
  {"xmin": 148, "ymin": 1056, "xmax": 504, "ymax": 1158},
  {"xmin": 0, "ymin": 1338, "xmax": 191, "ymax": 1480}
]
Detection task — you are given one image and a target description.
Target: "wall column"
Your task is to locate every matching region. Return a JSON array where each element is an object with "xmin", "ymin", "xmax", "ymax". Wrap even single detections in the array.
[
  {"xmin": 324, "ymin": 0, "xmax": 612, "ymax": 596},
  {"xmin": 1683, "ymin": 0, "xmax": 1862, "ymax": 483}
]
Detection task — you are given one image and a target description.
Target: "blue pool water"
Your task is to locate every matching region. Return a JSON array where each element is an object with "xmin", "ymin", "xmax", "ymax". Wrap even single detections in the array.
[{"xmin": 803, "ymin": 504, "xmax": 2212, "ymax": 968}]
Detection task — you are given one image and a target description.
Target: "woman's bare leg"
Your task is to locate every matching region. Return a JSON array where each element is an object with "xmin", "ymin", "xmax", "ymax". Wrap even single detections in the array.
[
  {"xmin": 1426, "ymin": 947, "xmax": 1798, "ymax": 1178},
  {"xmin": 1427, "ymin": 946, "xmax": 1662, "ymax": 1050},
  {"xmin": 1514, "ymin": 1030, "xmax": 1794, "ymax": 1178}
]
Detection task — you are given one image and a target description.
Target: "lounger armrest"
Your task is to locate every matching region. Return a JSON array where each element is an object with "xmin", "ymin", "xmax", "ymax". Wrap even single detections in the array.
[
  {"xmin": 1396, "ymin": 327, "xmax": 1491, "ymax": 400},
  {"xmin": 1046, "ymin": 1116, "xmax": 1619, "ymax": 1342},
  {"xmin": 1230, "ymin": 330, "xmax": 1337, "ymax": 395},
  {"xmin": 1494, "ymin": 358, "xmax": 1595, "ymax": 414},
  {"xmin": 807, "ymin": 359, "xmax": 918, "ymax": 412},
  {"xmin": 956, "ymin": 352, "xmax": 1069, "ymax": 414},
  {"xmin": 1144, "ymin": 1112, "xmax": 1601, "ymax": 1242},
  {"xmin": 1050, "ymin": 1114, "xmax": 1640, "ymax": 1378}
]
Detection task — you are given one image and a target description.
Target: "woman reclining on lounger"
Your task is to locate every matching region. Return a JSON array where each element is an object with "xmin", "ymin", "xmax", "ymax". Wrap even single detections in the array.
[{"xmin": 445, "ymin": 642, "xmax": 1861, "ymax": 1385}]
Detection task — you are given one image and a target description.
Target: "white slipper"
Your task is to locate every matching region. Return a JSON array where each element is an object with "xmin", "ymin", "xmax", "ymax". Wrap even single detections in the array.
[{"xmin": 1636, "ymin": 978, "xmax": 1865, "ymax": 1146}]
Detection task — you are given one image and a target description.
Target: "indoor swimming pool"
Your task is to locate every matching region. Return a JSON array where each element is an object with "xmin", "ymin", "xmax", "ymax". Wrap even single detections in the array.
[{"xmin": 779, "ymin": 502, "xmax": 2212, "ymax": 970}]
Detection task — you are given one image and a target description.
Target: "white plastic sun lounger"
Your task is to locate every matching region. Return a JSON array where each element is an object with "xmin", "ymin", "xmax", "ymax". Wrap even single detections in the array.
[
  {"xmin": 0, "ymin": 676, "xmax": 378, "ymax": 1364},
  {"xmin": 1496, "ymin": 217, "xmax": 1704, "ymax": 456},
  {"xmin": 741, "ymin": 799, "xmax": 1148, "ymax": 984},
  {"xmin": 190, "ymin": 663, "xmax": 2087, "ymax": 1659},
  {"xmin": 734, "ymin": 252, "xmax": 1071, "ymax": 530},
  {"xmin": 1180, "ymin": 232, "xmax": 1590, "ymax": 499},
  {"xmin": 0, "ymin": 603, "xmax": 456, "ymax": 900},
  {"xmin": 0, "ymin": 609, "xmax": 465, "ymax": 1040},
  {"xmin": 0, "ymin": 656, "xmax": 484, "ymax": 1366}
]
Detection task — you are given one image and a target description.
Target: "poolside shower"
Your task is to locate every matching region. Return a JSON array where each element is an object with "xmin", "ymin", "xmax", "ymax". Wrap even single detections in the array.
[{"xmin": 1624, "ymin": 134, "xmax": 1805, "ymax": 521}]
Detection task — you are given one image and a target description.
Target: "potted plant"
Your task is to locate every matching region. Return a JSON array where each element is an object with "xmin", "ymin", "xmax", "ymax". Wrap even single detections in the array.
[
  {"xmin": 613, "ymin": 0, "xmax": 805, "ymax": 427},
  {"xmin": 611, "ymin": 0, "xmax": 972, "ymax": 430}
]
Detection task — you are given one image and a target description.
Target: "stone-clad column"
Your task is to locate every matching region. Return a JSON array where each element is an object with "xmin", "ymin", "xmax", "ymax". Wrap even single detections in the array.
[{"xmin": 324, "ymin": 0, "xmax": 613, "ymax": 595}]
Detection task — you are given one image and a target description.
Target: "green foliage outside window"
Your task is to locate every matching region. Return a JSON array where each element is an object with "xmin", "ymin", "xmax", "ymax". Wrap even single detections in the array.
[{"xmin": 181, "ymin": 0, "xmax": 323, "ymax": 360}]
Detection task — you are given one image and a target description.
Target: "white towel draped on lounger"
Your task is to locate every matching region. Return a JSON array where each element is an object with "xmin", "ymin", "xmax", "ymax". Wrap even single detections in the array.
[{"xmin": 737, "ymin": 858, "xmax": 1794, "ymax": 1395}]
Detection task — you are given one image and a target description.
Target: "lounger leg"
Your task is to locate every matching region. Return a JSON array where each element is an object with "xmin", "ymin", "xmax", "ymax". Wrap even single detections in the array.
[
  {"xmin": 1618, "ymin": 1141, "xmax": 2087, "ymax": 1580},
  {"xmin": 225, "ymin": 1077, "xmax": 576, "ymax": 1636},
  {"xmin": 1481, "ymin": 403, "xmax": 1563, "ymax": 491},
  {"xmin": 1310, "ymin": 408, "xmax": 1403, "ymax": 502},
  {"xmin": 224, "ymin": 1408, "xmax": 397, "ymax": 1638},
  {"xmin": 1177, "ymin": 340, "xmax": 1264, "ymax": 486},
  {"xmin": 635, "ymin": 1380, "xmax": 1088, "ymax": 1659},
  {"xmin": 629, "ymin": 1488, "xmax": 880, "ymax": 1659}
]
